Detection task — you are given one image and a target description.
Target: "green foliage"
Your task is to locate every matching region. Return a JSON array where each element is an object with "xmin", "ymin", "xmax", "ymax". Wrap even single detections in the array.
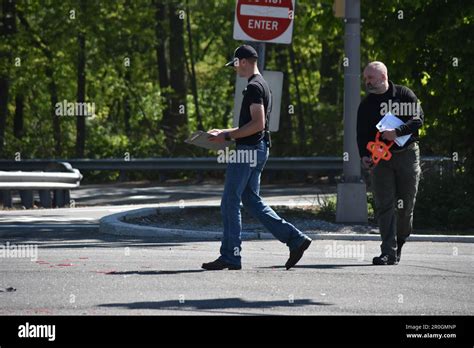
[
  {"xmin": 2, "ymin": 0, "xmax": 471, "ymax": 160},
  {"xmin": 317, "ymin": 196, "xmax": 337, "ymax": 222},
  {"xmin": 366, "ymin": 192, "xmax": 375, "ymax": 222},
  {"xmin": 415, "ymin": 163, "xmax": 474, "ymax": 230}
]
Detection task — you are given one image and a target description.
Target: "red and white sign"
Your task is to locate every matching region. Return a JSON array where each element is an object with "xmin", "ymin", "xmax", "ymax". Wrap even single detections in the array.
[{"xmin": 233, "ymin": 0, "xmax": 295, "ymax": 44}]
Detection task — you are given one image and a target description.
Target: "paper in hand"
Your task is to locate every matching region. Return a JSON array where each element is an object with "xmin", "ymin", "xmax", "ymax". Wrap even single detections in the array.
[{"xmin": 376, "ymin": 113, "xmax": 412, "ymax": 147}]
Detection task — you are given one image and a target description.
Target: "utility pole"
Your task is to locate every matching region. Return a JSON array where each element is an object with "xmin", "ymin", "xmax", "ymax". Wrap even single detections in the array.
[
  {"xmin": 335, "ymin": 0, "xmax": 368, "ymax": 223},
  {"xmin": 247, "ymin": 41, "xmax": 266, "ymax": 72}
]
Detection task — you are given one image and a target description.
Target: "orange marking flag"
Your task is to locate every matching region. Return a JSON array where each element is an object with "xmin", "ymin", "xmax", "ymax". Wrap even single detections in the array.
[{"xmin": 366, "ymin": 132, "xmax": 394, "ymax": 166}]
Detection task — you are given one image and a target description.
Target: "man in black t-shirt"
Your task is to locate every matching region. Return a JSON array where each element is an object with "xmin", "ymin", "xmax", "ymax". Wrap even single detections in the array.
[
  {"xmin": 357, "ymin": 61, "xmax": 423, "ymax": 265},
  {"xmin": 202, "ymin": 45, "xmax": 312, "ymax": 271}
]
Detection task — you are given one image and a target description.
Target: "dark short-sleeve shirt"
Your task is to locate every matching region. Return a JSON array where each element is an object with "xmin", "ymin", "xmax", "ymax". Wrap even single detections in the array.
[{"xmin": 237, "ymin": 74, "xmax": 271, "ymax": 145}]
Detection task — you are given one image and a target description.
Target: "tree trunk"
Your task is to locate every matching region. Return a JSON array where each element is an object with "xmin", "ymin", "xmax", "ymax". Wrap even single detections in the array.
[
  {"xmin": 13, "ymin": 93, "xmax": 24, "ymax": 139},
  {"xmin": 154, "ymin": 0, "xmax": 172, "ymax": 152},
  {"xmin": 1, "ymin": 0, "xmax": 16, "ymax": 35},
  {"xmin": 318, "ymin": 40, "xmax": 342, "ymax": 154},
  {"xmin": 185, "ymin": 0, "xmax": 202, "ymax": 130},
  {"xmin": 318, "ymin": 41, "xmax": 339, "ymax": 105},
  {"xmin": 45, "ymin": 65, "xmax": 61, "ymax": 157},
  {"xmin": 289, "ymin": 45, "xmax": 306, "ymax": 155},
  {"xmin": 123, "ymin": 68, "xmax": 132, "ymax": 135},
  {"xmin": 155, "ymin": 0, "xmax": 169, "ymax": 88},
  {"xmin": 167, "ymin": 0, "xmax": 188, "ymax": 153},
  {"xmin": 0, "ymin": 77, "xmax": 8, "ymax": 155},
  {"xmin": 273, "ymin": 45, "xmax": 293, "ymax": 156},
  {"xmin": 0, "ymin": 0, "xmax": 17, "ymax": 155},
  {"xmin": 75, "ymin": 29, "xmax": 86, "ymax": 158}
]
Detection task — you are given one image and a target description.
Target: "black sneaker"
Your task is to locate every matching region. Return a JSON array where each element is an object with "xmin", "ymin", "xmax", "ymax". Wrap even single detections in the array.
[
  {"xmin": 372, "ymin": 254, "xmax": 398, "ymax": 265},
  {"xmin": 285, "ymin": 237, "xmax": 312, "ymax": 270},
  {"xmin": 201, "ymin": 259, "xmax": 241, "ymax": 270},
  {"xmin": 396, "ymin": 241, "xmax": 405, "ymax": 263}
]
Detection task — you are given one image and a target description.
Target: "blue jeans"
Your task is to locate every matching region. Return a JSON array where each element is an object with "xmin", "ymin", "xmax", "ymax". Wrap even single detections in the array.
[{"xmin": 219, "ymin": 140, "xmax": 309, "ymax": 266}]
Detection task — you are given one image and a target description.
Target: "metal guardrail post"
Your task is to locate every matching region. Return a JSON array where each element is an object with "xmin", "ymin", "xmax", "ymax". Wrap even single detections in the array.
[
  {"xmin": 64, "ymin": 190, "xmax": 71, "ymax": 207},
  {"xmin": 1, "ymin": 190, "xmax": 12, "ymax": 208},
  {"xmin": 39, "ymin": 190, "xmax": 52, "ymax": 208},
  {"xmin": 54, "ymin": 190, "xmax": 66, "ymax": 208},
  {"xmin": 19, "ymin": 190, "xmax": 34, "ymax": 209}
]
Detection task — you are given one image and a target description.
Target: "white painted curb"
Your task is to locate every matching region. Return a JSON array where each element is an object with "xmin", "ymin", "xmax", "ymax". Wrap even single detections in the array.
[{"xmin": 99, "ymin": 206, "xmax": 474, "ymax": 243}]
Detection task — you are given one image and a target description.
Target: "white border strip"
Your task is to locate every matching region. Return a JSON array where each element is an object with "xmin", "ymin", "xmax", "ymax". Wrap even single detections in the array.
[{"xmin": 240, "ymin": 4, "xmax": 289, "ymax": 18}]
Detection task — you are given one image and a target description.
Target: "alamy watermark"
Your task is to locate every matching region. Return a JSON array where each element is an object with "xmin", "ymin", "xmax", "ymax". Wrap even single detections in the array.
[
  {"xmin": 55, "ymin": 99, "xmax": 96, "ymax": 117},
  {"xmin": 18, "ymin": 322, "xmax": 55, "ymax": 341},
  {"xmin": 324, "ymin": 241, "xmax": 365, "ymax": 261},
  {"xmin": 217, "ymin": 148, "xmax": 257, "ymax": 168},
  {"xmin": 0, "ymin": 242, "xmax": 38, "ymax": 262},
  {"xmin": 380, "ymin": 100, "xmax": 421, "ymax": 117}
]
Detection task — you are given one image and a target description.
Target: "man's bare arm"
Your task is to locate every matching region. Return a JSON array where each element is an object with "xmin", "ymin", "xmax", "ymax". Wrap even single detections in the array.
[
  {"xmin": 208, "ymin": 104, "xmax": 265, "ymax": 143},
  {"xmin": 228, "ymin": 103, "xmax": 265, "ymax": 139}
]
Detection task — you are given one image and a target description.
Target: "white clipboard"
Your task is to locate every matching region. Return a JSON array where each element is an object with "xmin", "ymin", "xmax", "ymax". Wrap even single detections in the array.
[{"xmin": 185, "ymin": 131, "xmax": 234, "ymax": 151}]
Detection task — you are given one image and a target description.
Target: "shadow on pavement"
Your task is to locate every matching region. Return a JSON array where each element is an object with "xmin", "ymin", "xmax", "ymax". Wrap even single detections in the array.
[
  {"xmin": 98, "ymin": 298, "xmax": 332, "ymax": 311},
  {"xmin": 407, "ymin": 264, "xmax": 473, "ymax": 275},
  {"xmin": 259, "ymin": 263, "xmax": 373, "ymax": 269},
  {"xmin": 107, "ymin": 269, "xmax": 206, "ymax": 276}
]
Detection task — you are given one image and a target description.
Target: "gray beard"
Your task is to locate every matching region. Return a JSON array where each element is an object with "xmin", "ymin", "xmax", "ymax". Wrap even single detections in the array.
[
  {"xmin": 366, "ymin": 82, "xmax": 386, "ymax": 94},
  {"xmin": 366, "ymin": 86, "xmax": 379, "ymax": 94}
]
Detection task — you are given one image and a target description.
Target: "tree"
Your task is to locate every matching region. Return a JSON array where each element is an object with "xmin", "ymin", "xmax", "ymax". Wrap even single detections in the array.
[
  {"xmin": 75, "ymin": 0, "xmax": 87, "ymax": 158},
  {"xmin": 0, "ymin": 0, "xmax": 16, "ymax": 156},
  {"xmin": 166, "ymin": 0, "xmax": 188, "ymax": 154}
]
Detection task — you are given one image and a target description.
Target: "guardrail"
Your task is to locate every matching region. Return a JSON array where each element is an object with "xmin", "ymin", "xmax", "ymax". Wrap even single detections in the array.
[
  {"xmin": 0, "ymin": 156, "xmax": 451, "ymax": 172},
  {"xmin": 0, "ymin": 157, "xmax": 451, "ymax": 208},
  {"xmin": 0, "ymin": 162, "xmax": 82, "ymax": 208}
]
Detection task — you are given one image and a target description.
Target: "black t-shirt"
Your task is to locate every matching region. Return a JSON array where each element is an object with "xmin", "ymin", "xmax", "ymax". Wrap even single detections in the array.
[
  {"xmin": 236, "ymin": 74, "xmax": 271, "ymax": 145},
  {"xmin": 356, "ymin": 80, "xmax": 424, "ymax": 158}
]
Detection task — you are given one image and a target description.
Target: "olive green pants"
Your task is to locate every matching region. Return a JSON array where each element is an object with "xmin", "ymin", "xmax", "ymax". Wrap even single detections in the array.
[{"xmin": 371, "ymin": 143, "xmax": 421, "ymax": 257}]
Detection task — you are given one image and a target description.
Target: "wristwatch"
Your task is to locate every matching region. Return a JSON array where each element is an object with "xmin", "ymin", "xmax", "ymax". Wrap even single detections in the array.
[{"xmin": 224, "ymin": 132, "xmax": 232, "ymax": 141}]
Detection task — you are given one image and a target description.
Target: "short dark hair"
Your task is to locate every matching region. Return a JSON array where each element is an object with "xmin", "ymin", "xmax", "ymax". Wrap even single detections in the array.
[{"xmin": 245, "ymin": 57, "xmax": 257, "ymax": 65}]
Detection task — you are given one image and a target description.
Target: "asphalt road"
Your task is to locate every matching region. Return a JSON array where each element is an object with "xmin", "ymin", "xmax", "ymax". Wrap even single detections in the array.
[{"xmin": 1, "ymin": 227, "xmax": 472, "ymax": 315}]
